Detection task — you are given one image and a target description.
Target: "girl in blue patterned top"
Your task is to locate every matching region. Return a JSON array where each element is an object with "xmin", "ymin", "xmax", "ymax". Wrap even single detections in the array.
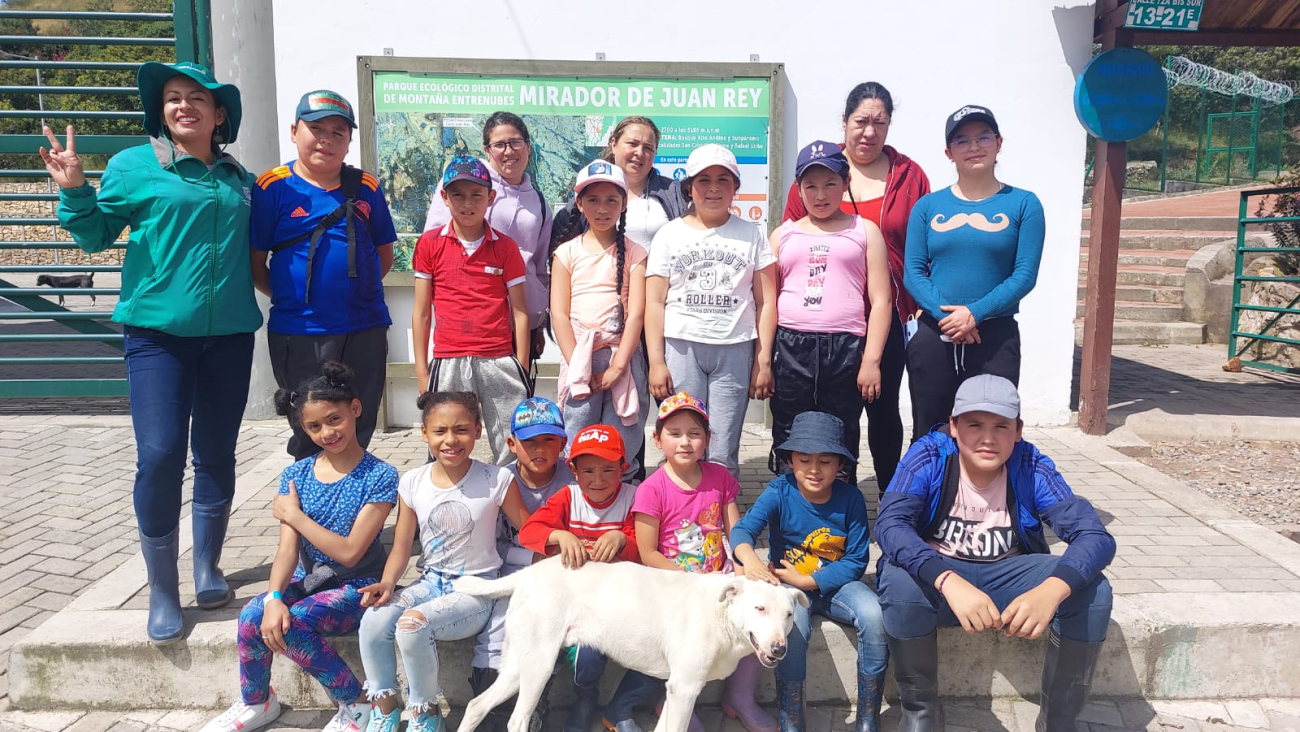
[{"xmin": 201, "ymin": 362, "xmax": 399, "ymax": 732}]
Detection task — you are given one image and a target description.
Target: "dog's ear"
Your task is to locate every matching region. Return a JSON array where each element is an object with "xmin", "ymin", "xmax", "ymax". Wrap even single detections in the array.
[
  {"xmin": 718, "ymin": 579, "xmax": 745, "ymax": 604},
  {"xmin": 787, "ymin": 586, "xmax": 810, "ymax": 609}
]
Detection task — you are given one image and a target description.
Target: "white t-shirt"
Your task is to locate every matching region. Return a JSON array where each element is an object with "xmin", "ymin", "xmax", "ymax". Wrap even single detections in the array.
[
  {"xmin": 398, "ymin": 460, "xmax": 513, "ymax": 579},
  {"xmin": 625, "ymin": 194, "xmax": 671, "ymax": 251},
  {"xmin": 460, "ymin": 235, "xmax": 485, "ymax": 257},
  {"xmin": 646, "ymin": 215, "xmax": 776, "ymax": 344}
]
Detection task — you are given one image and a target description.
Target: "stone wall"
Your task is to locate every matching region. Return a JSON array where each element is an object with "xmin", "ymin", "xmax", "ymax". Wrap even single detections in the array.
[
  {"xmin": 1238, "ymin": 256, "xmax": 1300, "ymax": 370},
  {"xmin": 0, "ymin": 182, "xmax": 124, "ymax": 266}
]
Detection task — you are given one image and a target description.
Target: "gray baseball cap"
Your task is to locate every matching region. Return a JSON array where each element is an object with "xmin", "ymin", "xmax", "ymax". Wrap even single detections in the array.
[{"xmin": 952, "ymin": 375, "xmax": 1020, "ymax": 420}]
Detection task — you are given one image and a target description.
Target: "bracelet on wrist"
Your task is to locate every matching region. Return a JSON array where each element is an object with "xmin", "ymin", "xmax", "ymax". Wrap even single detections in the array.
[
  {"xmin": 937, "ymin": 571, "xmax": 955, "ymax": 597},
  {"xmin": 267, "ymin": 590, "xmax": 283, "ymax": 602}
]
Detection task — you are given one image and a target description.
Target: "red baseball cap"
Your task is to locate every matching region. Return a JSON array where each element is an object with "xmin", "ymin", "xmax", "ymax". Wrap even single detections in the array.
[{"xmin": 568, "ymin": 424, "xmax": 626, "ymax": 464}]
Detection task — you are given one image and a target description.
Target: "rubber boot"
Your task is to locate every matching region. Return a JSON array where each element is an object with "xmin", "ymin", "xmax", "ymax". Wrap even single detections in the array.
[
  {"xmin": 602, "ymin": 671, "xmax": 659, "ymax": 732},
  {"xmin": 722, "ymin": 655, "xmax": 778, "ymax": 732},
  {"xmin": 1035, "ymin": 629, "xmax": 1104, "ymax": 732},
  {"xmin": 774, "ymin": 679, "xmax": 804, "ymax": 732},
  {"xmin": 887, "ymin": 632, "xmax": 943, "ymax": 732},
  {"xmin": 139, "ymin": 528, "xmax": 184, "ymax": 644},
  {"xmin": 854, "ymin": 667, "xmax": 885, "ymax": 732},
  {"xmin": 566, "ymin": 681, "xmax": 602, "ymax": 732},
  {"xmin": 191, "ymin": 502, "xmax": 233, "ymax": 609}
]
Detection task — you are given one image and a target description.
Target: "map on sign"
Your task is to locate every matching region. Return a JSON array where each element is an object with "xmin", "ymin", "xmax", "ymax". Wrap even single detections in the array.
[
  {"xmin": 1124, "ymin": 0, "xmax": 1203, "ymax": 32},
  {"xmin": 368, "ymin": 71, "xmax": 773, "ymax": 272}
]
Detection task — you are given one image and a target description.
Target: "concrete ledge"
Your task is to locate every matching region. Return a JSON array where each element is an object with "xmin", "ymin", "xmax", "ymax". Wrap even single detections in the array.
[
  {"xmin": 11, "ymin": 590, "xmax": 1300, "ymax": 711},
  {"xmin": 1122, "ymin": 407, "xmax": 1300, "ymax": 443}
]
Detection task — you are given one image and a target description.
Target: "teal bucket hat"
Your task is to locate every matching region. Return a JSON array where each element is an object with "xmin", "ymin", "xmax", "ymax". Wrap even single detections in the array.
[{"xmin": 137, "ymin": 61, "xmax": 242, "ymax": 144}]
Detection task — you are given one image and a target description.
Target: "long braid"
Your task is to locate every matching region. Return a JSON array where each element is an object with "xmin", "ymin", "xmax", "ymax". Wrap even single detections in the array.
[
  {"xmin": 613, "ymin": 209, "xmax": 627, "ymax": 332},
  {"xmin": 547, "ymin": 205, "xmax": 588, "ymax": 275}
]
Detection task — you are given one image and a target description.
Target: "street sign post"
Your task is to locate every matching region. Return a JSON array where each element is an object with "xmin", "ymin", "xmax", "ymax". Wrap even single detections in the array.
[{"xmin": 1124, "ymin": 0, "xmax": 1203, "ymax": 32}]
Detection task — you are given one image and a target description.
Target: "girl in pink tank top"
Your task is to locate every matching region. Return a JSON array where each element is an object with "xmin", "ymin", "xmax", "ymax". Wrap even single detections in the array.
[{"xmin": 769, "ymin": 141, "xmax": 893, "ymax": 482}]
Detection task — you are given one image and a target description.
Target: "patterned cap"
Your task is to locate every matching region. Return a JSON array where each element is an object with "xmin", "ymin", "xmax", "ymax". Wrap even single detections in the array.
[
  {"xmin": 510, "ymin": 397, "xmax": 566, "ymax": 440},
  {"xmin": 657, "ymin": 391, "xmax": 709, "ymax": 423},
  {"xmin": 442, "ymin": 155, "xmax": 492, "ymax": 189},
  {"xmin": 568, "ymin": 424, "xmax": 626, "ymax": 464},
  {"xmin": 295, "ymin": 89, "xmax": 357, "ymax": 128}
]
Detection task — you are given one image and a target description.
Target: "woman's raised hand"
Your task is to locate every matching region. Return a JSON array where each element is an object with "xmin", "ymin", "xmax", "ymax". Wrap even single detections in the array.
[{"xmin": 39, "ymin": 125, "xmax": 86, "ymax": 189}]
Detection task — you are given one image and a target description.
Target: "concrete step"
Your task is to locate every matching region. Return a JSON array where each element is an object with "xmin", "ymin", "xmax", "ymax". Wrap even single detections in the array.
[
  {"xmin": 1079, "ymin": 231, "xmax": 1238, "ymax": 251},
  {"xmin": 1074, "ymin": 318, "xmax": 1207, "ymax": 345},
  {"xmin": 1080, "ymin": 248, "xmax": 1198, "ymax": 268},
  {"xmin": 13, "ymin": 591, "xmax": 1300, "ymax": 709},
  {"xmin": 1075, "ymin": 300, "xmax": 1185, "ymax": 322},
  {"xmin": 1081, "ymin": 216, "xmax": 1238, "ymax": 232},
  {"xmin": 1075, "ymin": 283, "xmax": 1184, "ymax": 304},
  {"xmin": 1080, "ymin": 266, "xmax": 1188, "ymax": 288}
]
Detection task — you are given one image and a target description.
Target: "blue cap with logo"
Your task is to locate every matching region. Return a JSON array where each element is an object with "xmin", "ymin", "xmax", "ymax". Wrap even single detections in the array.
[
  {"xmin": 295, "ymin": 89, "xmax": 357, "ymax": 128},
  {"xmin": 510, "ymin": 397, "xmax": 567, "ymax": 440},
  {"xmin": 442, "ymin": 155, "xmax": 492, "ymax": 189},
  {"xmin": 794, "ymin": 140, "xmax": 849, "ymax": 179},
  {"xmin": 944, "ymin": 104, "xmax": 1000, "ymax": 144}
]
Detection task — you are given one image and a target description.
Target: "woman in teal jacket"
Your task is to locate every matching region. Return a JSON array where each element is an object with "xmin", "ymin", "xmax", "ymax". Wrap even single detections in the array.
[{"xmin": 40, "ymin": 61, "xmax": 262, "ymax": 644}]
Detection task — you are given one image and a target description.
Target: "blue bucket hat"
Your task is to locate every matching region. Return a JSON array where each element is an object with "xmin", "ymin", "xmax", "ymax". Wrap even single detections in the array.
[
  {"xmin": 776, "ymin": 411, "xmax": 857, "ymax": 465},
  {"xmin": 137, "ymin": 61, "xmax": 242, "ymax": 144}
]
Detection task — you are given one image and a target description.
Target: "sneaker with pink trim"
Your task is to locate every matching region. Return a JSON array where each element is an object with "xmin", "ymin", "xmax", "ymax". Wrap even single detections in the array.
[{"xmin": 200, "ymin": 693, "xmax": 282, "ymax": 732}]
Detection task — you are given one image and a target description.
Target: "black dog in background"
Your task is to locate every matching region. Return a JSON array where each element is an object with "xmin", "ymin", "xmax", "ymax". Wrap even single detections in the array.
[{"xmin": 35, "ymin": 272, "xmax": 96, "ymax": 306}]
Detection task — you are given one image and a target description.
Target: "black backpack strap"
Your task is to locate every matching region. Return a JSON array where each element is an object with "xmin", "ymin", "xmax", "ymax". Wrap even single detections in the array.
[{"xmin": 268, "ymin": 165, "xmax": 369, "ymax": 303}]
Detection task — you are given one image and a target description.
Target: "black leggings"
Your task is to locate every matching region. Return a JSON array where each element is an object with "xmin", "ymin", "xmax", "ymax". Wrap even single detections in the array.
[
  {"xmin": 905, "ymin": 314, "xmax": 1021, "ymax": 442},
  {"xmin": 770, "ymin": 327, "xmax": 867, "ymax": 479},
  {"xmin": 862, "ymin": 313, "xmax": 906, "ymax": 492}
]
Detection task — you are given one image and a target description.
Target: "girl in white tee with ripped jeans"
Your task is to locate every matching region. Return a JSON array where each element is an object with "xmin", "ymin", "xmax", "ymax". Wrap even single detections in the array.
[{"xmin": 645, "ymin": 144, "xmax": 777, "ymax": 476}]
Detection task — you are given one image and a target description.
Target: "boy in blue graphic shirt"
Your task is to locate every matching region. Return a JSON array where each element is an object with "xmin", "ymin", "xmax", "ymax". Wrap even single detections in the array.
[
  {"xmin": 732, "ymin": 411, "xmax": 886, "ymax": 732},
  {"xmin": 251, "ymin": 90, "xmax": 397, "ymax": 460}
]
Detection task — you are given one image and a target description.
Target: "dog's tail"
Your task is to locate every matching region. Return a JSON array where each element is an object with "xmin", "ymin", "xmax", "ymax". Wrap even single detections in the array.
[{"xmin": 454, "ymin": 571, "xmax": 522, "ymax": 599}]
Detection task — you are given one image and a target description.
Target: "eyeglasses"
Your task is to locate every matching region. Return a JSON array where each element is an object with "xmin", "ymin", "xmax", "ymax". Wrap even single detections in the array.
[
  {"xmin": 487, "ymin": 138, "xmax": 527, "ymax": 153},
  {"xmin": 950, "ymin": 134, "xmax": 997, "ymax": 151}
]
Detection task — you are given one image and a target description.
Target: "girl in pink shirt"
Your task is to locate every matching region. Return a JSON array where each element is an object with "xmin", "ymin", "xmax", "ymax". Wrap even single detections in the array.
[
  {"xmin": 600, "ymin": 393, "xmax": 774, "ymax": 732},
  {"xmin": 549, "ymin": 160, "xmax": 650, "ymax": 482},
  {"xmin": 770, "ymin": 141, "xmax": 892, "ymax": 488}
]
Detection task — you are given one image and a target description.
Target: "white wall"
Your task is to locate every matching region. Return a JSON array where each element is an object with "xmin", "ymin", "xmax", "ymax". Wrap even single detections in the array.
[{"xmin": 266, "ymin": 0, "xmax": 1096, "ymax": 426}]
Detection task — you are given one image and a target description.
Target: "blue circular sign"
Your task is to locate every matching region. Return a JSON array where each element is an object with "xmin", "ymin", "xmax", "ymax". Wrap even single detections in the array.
[{"xmin": 1074, "ymin": 47, "xmax": 1168, "ymax": 142}]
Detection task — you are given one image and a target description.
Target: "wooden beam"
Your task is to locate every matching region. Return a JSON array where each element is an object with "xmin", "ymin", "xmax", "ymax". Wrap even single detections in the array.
[
  {"xmin": 1094, "ymin": 0, "xmax": 1131, "ymax": 38},
  {"xmin": 1078, "ymin": 139, "xmax": 1126, "ymax": 435},
  {"xmin": 1077, "ymin": 21, "xmax": 1131, "ymax": 436},
  {"xmin": 1130, "ymin": 28, "xmax": 1300, "ymax": 46}
]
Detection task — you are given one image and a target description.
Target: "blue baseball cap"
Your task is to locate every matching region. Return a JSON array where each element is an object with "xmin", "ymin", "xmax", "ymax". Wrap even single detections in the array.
[
  {"xmin": 794, "ymin": 140, "xmax": 849, "ymax": 179},
  {"xmin": 511, "ymin": 398, "xmax": 566, "ymax": 440},
  {"xmin": 442, "ymin": 155, "xmax": 492, "ymax": 189},
  {"xmin": 295, "ymin": 90, "xmax": 357, "ymax": 128}
]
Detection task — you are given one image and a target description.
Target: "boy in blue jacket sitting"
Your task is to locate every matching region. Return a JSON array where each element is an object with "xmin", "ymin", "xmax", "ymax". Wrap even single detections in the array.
[{"xmin": 875, "ymin": 375, "xmax": 1114, "ymax": 732}]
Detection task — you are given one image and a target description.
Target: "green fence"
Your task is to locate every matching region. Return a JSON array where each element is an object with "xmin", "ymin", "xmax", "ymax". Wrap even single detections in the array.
[
  {"xmin": 1231, "ymin": 186, "xmax": 1300, "ymax": 375},
  {"xmin": 0, "ymin": 2, "xmax": 210, "ymax": 398}
]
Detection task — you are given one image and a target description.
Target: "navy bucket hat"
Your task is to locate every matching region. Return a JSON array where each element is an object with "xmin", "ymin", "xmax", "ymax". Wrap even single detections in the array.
[
  {"xmin": 137, "ymin": 61, "xmax": 242, "ymax": 144},
  {"xmin": 776, "ymin": 411, "xmax": 857, "ymax": 465}
]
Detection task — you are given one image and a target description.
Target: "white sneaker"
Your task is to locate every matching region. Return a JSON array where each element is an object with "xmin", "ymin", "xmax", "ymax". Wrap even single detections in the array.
[
  {"xmin": 201, "ymin": 694, "xmax": 282, "ymax": 732},
  {"xmin": 323, "ymin": 700, "xmax": 372, "ymax": 732}
]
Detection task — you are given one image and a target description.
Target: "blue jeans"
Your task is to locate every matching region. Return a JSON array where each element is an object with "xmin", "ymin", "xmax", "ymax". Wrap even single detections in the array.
[
  {"xmin": 777, "ymin": 580, "xmax": 889, "ymax": 683},
  {"xmin": 123, "ymin": 326, "xmax": 254, "ymax": 538},
  {"xmin": 877, "ymin": 554, "xmax": 1113, "ymax": 643},
  {"xmin": 358, "ymin": 572, "xmax": 495, "ymax": 712}
]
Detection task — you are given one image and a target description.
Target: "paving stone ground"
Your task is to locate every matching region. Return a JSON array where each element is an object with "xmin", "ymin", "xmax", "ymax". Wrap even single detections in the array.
[{"xmin": 2, "ymin": 697, "xmax": 1300, "ymax": 732}]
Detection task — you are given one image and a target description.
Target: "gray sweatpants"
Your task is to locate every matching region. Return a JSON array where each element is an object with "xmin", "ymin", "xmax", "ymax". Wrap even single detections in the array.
[
  {"xmin": 563, "ymin": 347, "xmax": 651, "ymax": 481},
  {"xmin": 663, "ymin": 337, "xmax": 754, "ymax": 475},
  {"xmin": 268, "ymin": 326, "xmax": 388, "ymax": 461},
  {"xmin": 429, "ymin": 354, "xmax": 531, "ymax": 465}
]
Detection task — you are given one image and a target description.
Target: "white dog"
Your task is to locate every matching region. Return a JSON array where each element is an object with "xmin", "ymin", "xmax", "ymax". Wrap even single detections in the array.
[{"xmin": 455, "ymin": 557, "xmax": 808, "ymax": 732}]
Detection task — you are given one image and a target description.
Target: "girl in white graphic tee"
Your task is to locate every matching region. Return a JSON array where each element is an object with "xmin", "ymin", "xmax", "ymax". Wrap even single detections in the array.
[
  {"xmin": 357, "ymin": 391, "xmax": 530, "ymax": 732},
  {"xmin": 645, "ymin": 144, "xmax": 777, "ymax": 475}
]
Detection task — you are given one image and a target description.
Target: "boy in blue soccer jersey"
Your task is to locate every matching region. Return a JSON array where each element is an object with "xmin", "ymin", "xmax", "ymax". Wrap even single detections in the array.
[{"xmin": 251, "ymin": 90, "xmax": 398, "ymax": 460}]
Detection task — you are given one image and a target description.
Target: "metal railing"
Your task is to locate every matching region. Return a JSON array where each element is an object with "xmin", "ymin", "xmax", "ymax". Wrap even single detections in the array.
[
  {"xmin": 0, "ymin": 2, "xmax": 210, "ymax": 398},
  {"xmin": 1230, "ymin": 185, "xmax": 1300, "ymax": 374}
]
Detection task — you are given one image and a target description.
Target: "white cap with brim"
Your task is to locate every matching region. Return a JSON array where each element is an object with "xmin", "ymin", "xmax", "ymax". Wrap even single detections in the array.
[
  {"xmin": 951, "ymin": 374, "xmax": 1020, "ymax": 420},
  {"xmin": 574, "ymin": 159, "xmax": 628, "ymax": 195},
  {"xmin": 685, "ymin": 143, "xmax": 740, "ymax": 179}
]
